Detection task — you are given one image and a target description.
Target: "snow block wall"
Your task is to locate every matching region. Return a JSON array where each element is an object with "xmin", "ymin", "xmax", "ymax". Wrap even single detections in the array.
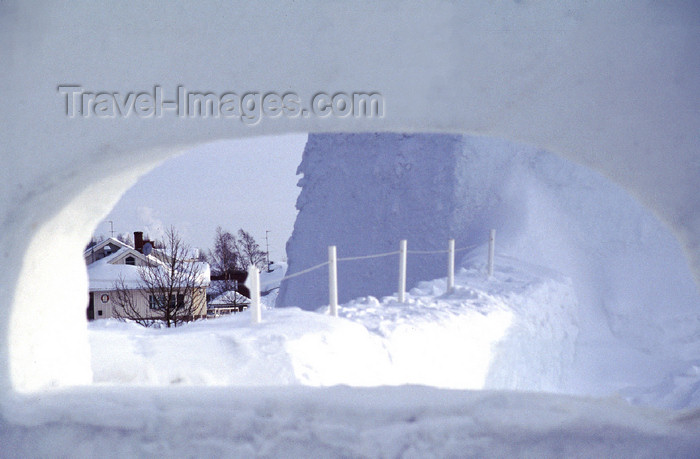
[
  {"xmin": 279, "ymin": 133, "xmax": 468, "ymax": 309},
  {"xmin": 279, "ymin": 133, "xmax": 700, "ymax": 385}
]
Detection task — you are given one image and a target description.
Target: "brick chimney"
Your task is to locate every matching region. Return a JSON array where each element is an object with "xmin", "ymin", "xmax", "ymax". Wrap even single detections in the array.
[{"xmin": 134, "ymin": 231, "xmax": 144, "ymax": 253}]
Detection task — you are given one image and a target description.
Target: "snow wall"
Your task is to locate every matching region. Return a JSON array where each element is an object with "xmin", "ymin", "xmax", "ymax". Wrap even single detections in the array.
[
  {"xmin": 1, "ymin": 1, "xmax": 699, "ymax": 395},
  {"xmin": 278, "ymin": 133, "xmax": 700, "ymax": 377}
]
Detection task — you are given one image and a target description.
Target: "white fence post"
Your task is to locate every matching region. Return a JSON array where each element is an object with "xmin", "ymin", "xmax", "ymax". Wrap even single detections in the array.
[
  {"xmin": 328, "ymin": 245, "xmax": 338, "ymax": 317},
  {"xmin": 447, "ymin": 238, "xmax": 455, "ymax": 293},
  {"xmin": 248, "ymin": 264, "xmax": 261, "ymax": 324},
  {"xmin": 487, "ymin": 229, "xmax": 496, "ymax": 277},
  {"xmin": 398, "ymin": 239, "xmax": 407, "ymax": 302}
]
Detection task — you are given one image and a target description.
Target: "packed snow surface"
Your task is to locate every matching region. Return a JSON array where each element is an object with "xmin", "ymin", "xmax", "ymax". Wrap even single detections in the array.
[{"xmin": 3, "ymin": 387, "xmax": 698, "ymax": 458}]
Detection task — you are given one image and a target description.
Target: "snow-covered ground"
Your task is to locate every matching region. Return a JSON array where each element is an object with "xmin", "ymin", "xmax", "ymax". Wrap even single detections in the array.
[
  {"xmin": 3, "ymin": 256, "xmax": 697, "ymax": 456},
  {"xmin": 87, "ymin": 252, "xmax": 700, "ymax": 410},
  {"xmin": 89, "ymin": 256, "xmax": 577, "ymax": 391}
]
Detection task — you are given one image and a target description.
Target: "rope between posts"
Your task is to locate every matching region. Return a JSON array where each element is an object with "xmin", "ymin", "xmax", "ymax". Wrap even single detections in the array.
[
  {"xmin": 247, "ymin": 231, "xmax": 496, "ymax": 324},
  {"xmin": 408, "ymin": 244, "xmax": 478, "ymax": 255},
  {"xmin": 337, "ymin": 250, "xmax": 400, "ymax": 262},
  {"xmin": 257, "ymin": 242, "xmax": 480, "ymax": 288},
  {"xmin": 262, "ymin": 260, "xmax": 329, "ymax": 287}
]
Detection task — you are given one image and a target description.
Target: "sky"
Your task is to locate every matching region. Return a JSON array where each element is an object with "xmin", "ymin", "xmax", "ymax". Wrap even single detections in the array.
[{"xmin": 94, "ymin": 134, "xmax": 308, "ymax": 262}]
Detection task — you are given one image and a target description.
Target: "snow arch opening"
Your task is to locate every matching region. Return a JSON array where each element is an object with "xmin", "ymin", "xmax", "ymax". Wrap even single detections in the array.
[
  {"xmin": 8, "ymin": 130, "xmax": 698, "ymax": 397},
  {"xmin": 2, "ymin": 0, "xmax": 698, "ymax": 405},
  {"xmin": 3, "ymin": 2, "xmax": 700, "ymax": 456}
]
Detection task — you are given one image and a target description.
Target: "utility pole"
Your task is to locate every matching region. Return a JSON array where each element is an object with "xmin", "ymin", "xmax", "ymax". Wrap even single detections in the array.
[
  {"xmin": 107, "ymin": 220, "xmax": 115, "ymax": 238},
  {"xmin": 265, "ymin": 230, "xmax": 271, "ymax": 271}
]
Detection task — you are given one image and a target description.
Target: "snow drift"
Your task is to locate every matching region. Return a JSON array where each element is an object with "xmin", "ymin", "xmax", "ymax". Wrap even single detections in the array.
[{"xmin": 89, "ymin": 257, "xmax": 577, "ymax": 392}]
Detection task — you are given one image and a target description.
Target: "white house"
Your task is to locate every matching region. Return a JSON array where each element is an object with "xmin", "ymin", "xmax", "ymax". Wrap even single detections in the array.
[
  {"xmin": 84, "ymin": 233, "xmax": 210, "ymax": 322},
  {"xmin": 208, "ymin": 290, "xmax": 250, "ymax": 317}
]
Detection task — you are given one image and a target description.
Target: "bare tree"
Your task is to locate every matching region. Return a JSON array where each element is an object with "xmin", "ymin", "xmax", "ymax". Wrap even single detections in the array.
[
  {"xmin": 116, "ymin": 232, "xmax": 133, "ymax": 246},
  {"xmin": 206, "ymin": 227, "xmax": 266, "ymax": 297},
  {"xmin": 112, "ymin": 275, "xmax": 157, "ymax": 328},
  {"xmin": 112, "ymin": 226, "xmax": 208, "ymax": 328},
  {"xmin": 85, "ymin": 235, "xmax": 105, "ymax": 251},
  {"xmin": 208, "ymin": 226, "xmax": 241, "ymax": 297},
  {"xmin": 235, "ymin": 229, "xmax": 266, "ymax": 270}
]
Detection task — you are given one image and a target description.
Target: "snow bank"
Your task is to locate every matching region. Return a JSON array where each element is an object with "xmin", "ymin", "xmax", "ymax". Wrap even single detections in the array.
[
  {"xmin": 279, "ymin": 133, "xmax": 700, "ymax": 395},
  {"xmin": 90, "ymin": 256, "xmax": 576, "ymax": 392},
  {"xmin": 626, "ymin": 364, "xmax": 700, "ymax": 411},
  {"xmin": 339, "ymin": 257, "xmax": 578, "ymax": 392},
  {"xmin": 89, "ymin": 309, "xmax": 389, "ymax": 387}
]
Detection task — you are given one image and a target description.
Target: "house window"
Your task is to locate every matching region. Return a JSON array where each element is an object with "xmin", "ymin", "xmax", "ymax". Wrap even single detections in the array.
[
  {"xmin": 149, "ymin": 294, "xmax": 185, "ymax": 309},
  {"xmin": 125, "ymin": 256, "xmax": 135, "ymax": 265}
]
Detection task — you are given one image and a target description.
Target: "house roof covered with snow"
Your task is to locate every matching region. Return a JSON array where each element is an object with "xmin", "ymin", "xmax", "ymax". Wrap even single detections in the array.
[
  {"xmin": 209, "ymin": 290, "xmax": 250, "ymax": 306},
  {"xmin": 85, "ymin": 237, "xmax": 210, "ymax": 292}
]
